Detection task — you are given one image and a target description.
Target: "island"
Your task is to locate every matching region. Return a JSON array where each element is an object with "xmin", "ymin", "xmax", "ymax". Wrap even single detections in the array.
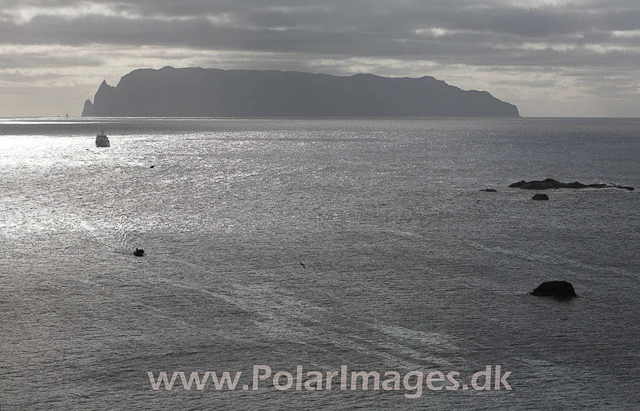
[{"xmin": 82, "ymin": 67, "xmax": 520, "ymax": 118}]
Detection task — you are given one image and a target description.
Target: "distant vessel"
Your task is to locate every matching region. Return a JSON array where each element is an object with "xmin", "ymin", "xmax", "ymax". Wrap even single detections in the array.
[{"xmin": 95, "ymin": 128, "xmax": 110, "ymax": 147}]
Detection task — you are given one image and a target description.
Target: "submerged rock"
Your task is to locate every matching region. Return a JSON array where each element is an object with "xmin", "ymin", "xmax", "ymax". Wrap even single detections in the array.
[
  {"xmin": 532, "ymin": 193, "xmax": 549, "ymax": 201},
  {"xmin": 510, "ymin": 178, "xmax": 633, "ymax": 191},
  {"xmin": 530, "ymin": 281, "xmax": 577, "ymax": 299}
]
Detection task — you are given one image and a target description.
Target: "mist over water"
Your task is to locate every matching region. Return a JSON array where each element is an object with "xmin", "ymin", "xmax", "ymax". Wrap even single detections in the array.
[{"xmin": 1, "ymin": 117, "xmax": 639, "ymax": 410}]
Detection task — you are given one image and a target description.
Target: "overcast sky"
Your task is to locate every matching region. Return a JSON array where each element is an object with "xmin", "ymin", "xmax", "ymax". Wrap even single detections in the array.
[{"xmin": 1, "ymin": 0, "xmax": 639, "ymax": 117}]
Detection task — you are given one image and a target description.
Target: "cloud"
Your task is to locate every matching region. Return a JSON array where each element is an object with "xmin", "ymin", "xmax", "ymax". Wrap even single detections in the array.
[
  {"xmin": 0, "ymin": 0, "xmax": 639, "ymax": 116},
  {"xmin": 612, "ymin": 29, "xmax": 640, "ymax": 38}
]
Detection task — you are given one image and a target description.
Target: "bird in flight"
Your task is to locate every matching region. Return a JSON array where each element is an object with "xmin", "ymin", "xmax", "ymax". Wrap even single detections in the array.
[{"xmin": 300, "ymin": 262, "xmax": 306, "ymax": 269}]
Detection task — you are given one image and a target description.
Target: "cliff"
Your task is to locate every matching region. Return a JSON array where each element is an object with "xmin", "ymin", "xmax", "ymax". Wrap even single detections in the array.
[{"xmin": 82, "ymin": 67, "xmax": 520, "ymax": 117}]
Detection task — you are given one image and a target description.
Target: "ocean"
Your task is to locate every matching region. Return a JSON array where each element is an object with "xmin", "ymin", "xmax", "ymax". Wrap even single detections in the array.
[{"xmin": 1, "ymin": 117, "xmax": 639, "ymax": 410}]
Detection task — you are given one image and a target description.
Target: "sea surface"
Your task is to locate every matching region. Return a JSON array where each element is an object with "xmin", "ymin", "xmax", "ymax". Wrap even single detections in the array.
[{"xmin": 0, "ymin": 117, "xmax": 639, "ymax": 410}]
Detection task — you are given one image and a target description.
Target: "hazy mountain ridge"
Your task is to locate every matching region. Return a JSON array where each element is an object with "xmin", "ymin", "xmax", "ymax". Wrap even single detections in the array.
[{"xmin": 82, "ymin": 67, "xmax": 520, "ymax": 117}]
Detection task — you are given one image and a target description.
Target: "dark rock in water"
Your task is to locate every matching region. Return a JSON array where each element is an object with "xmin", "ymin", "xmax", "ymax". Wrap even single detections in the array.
[
  {"xmin": 532, "ymin": 193, "xmax": 549, "ymax": 200},
  {"xmin": 613, "ymin": 184, "xmax": 634, "ymax": 191},
  {"xmin": 510, "ymin": 178, "xmax": 633, "ymax": 191},
  {"xmin": 510, "ymin": 179, "xmax": 566, "ymax": 189},
  {"xmin": 531, "ymin": 281, "xmax": 577, "ymax": 299},
  {"xmin": 133, "ymin": 248, "xmax": 145, "ymax": 257},
  {"xmin": 480, "ymin": 189, "xmax": 498, "ymax": 192}
]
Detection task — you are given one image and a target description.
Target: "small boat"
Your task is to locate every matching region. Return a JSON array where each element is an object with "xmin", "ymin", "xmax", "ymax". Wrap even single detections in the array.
[{"xmin": 95, "ymin": 128, "xmax": 110, "ymax": 147}]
